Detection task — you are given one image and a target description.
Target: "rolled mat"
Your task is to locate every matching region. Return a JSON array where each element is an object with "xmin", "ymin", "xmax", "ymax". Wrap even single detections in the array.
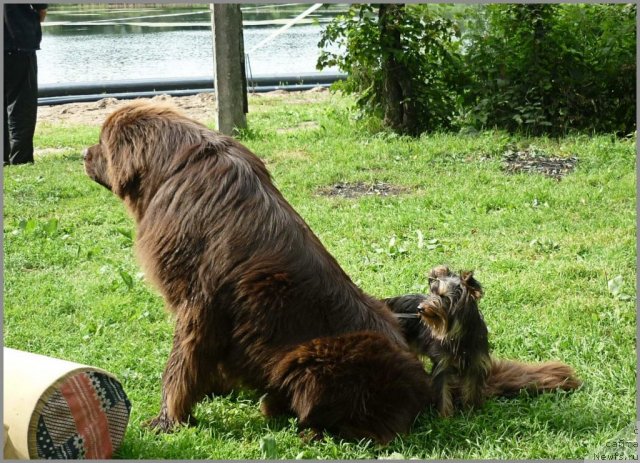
[
  {"xmin": 4, "ymin": 423, "xmax": 19, "ymax": 459},
  {"xmin": 3, "ymin": 348, "xmax": 132, "ymax": 459}
]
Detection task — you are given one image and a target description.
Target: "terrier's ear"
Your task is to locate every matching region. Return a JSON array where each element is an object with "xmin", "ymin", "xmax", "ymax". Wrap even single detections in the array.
[
  {"xmin": 428, "ymin": 265, "xmax": 451, "ymax": 292},
  {"xmin": 460, "ymin": 270, "xmax": 483, "ymax": 300},
  {"xmin": 429, "ymin": 265, "xmax": 451, "ymax": 280}
]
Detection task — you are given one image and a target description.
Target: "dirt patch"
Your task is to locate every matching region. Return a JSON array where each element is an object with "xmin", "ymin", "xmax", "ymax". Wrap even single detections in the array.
[
  {"xmin": 317, "ymin": 181, "xmax": 407, "ymax": 199},
  {"xmin": 37, "ymin": 88, "xmax": 331, "ymax": 126},
  {"xmin": 503, "ymin": 147, "xmax": 578, "ymax": 180},
  {"xmin": 38, "ymin": 93, "xmax": 219, "ymax": 126}
]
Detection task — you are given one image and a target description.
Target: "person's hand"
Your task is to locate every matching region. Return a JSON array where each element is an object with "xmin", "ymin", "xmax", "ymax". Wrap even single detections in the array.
[{"xmin": 38, "ymin": 8, "xmax": 47, "ymax": 22}]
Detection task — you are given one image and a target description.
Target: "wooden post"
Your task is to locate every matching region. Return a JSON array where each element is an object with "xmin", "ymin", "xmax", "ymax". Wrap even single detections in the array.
[{"xmin": 211, "ymin": 4, "xmax": 247, "ymax": 135}]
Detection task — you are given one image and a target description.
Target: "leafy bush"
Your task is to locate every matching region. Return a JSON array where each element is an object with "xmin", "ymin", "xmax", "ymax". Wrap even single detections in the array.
[
  {"xmin": 461, "ymin": 3, "xmax": 636, "ymax": 135},
  {"xmin": 317, "ymin": 4, "xmax": 464, "ymax": 134},
  {"xmin": 318, "ymin": 4, "xmax": 636, "ymax": 136}
]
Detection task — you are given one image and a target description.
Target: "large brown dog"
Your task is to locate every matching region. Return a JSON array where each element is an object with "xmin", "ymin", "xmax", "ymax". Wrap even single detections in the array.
[{"xmin": 84, "ymin": 101, "xmax": 432, "ymax": 444}]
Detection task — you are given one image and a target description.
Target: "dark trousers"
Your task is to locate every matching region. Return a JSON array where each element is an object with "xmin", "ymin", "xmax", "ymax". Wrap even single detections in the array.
[{"xmin": 4, "ymin": 51, "xmax": 38, "ymax": 165}]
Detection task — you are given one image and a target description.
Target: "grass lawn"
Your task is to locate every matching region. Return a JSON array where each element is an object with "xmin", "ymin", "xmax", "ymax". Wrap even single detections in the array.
[{"xmin": 3, "ymin": 91, "xmax": 636, "ymax": 459}]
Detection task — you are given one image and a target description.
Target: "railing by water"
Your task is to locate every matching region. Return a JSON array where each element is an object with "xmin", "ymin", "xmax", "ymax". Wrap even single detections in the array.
[{"xmin": 37, "ymin": 72, "xmax": 346, "ymax": 106}]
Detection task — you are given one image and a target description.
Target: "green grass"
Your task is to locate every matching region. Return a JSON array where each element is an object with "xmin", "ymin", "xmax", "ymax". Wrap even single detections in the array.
[{"xmin": 3, "ymin": 92, "xmax": 636, "ymax": 459}]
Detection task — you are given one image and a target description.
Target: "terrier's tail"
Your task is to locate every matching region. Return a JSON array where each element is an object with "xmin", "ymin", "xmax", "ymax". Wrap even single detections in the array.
[{"xmin": 485, "ymin": 357, "xmax": 581, "ymax": 398}]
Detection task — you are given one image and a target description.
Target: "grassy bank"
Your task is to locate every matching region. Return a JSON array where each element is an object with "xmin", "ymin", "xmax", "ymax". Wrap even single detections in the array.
[{"xmin": 3, "ymin": 92, "xmax": 636, "ymax": 459}]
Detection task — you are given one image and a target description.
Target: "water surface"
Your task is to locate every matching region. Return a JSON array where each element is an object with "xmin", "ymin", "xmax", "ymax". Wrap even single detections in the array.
[{"xmin": 39, "ymin": 4, "xmax": 345, "ymax": 84}]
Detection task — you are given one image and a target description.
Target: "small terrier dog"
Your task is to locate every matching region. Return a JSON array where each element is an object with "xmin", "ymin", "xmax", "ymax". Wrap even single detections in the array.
[
  {"xmin": 386, "ymin": 265, "xmax": 489, "ymax": 416},
  {"xmin": 385, "ymin": 265, "xmax": 581, "ymax": 417},
  {"xmin": 420, "ymin": 265, "xmax": 491, "ymax": 416}
]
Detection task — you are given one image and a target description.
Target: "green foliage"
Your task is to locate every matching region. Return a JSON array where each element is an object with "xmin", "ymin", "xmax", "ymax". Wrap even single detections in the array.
[
  {"xmin": 318, "ymin": 4, "xmax": 636, "ymax": 136},
  {"xmin": 318, "ymin": 4, "xmax": 464, "ymax": 132},
  {"xmin": 462, "ymin": 4, "xmax": 636, "ymax": 135}
]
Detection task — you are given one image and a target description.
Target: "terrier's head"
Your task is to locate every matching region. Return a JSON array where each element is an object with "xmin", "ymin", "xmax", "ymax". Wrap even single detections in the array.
[{"xmin": 417, "ymin": 265, "xmax": 484, "ymax": 341}]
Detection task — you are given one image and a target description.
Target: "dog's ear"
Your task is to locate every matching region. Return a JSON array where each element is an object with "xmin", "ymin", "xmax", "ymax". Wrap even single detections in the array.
[
  {"xmin": 460, "ymin": 271, "xmax": 483, "ymax": 300},
  {"xmin": 428, "ymin": 265, "xmax": 452, "ymax": 292},
  {"xmin": 429, "ymin": 265, "xmax": 451, "ymax": 280}
]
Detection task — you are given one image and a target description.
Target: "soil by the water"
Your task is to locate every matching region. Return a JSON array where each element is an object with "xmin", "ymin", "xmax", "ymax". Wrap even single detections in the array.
[{"xmin": 36, "ymin": 88, "xmax": 329, "ymax": 126}]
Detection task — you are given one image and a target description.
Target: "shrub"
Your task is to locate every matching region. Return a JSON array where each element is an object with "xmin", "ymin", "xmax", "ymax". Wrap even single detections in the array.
[
  {"xmin": 462, "ymin": 3, "xmax": 636, "ymax": 135},
  {"xmin": 317, "ymin": 4, "xmax": 464, "ymax": 134},
  {"xmin": 318, "ymin": 4, "xmax": 636, "ymax": 136}
]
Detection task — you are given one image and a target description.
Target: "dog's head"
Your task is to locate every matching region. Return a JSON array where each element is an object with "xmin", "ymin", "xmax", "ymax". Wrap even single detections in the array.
[
  {"xmin": 83, "ymin": 101, "xmax": 211, "ymax": 218},
  {"xmin": 417, "ymin": 265, "xmax": 484, "ymax": 341},
  {"xmin": 83, "ymin": 142, "xmax": 111, "ymax": 191}
]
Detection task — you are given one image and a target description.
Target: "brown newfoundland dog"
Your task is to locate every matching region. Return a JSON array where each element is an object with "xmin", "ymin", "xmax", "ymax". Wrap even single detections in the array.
[
  {"xmin": 84, "ymin": 101, "xmax": 579, "ymax": 443},
  {"xmin": 83, "ymin": 101, "xmax": 432, "ymax": 443}
]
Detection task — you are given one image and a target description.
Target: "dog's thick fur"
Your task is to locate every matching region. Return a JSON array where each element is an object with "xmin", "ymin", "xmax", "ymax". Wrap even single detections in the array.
[
  {"xmin": 84, "ymin": 101, "xmax": 432, "ymax": 444},
  {"xmin": 385, "ymin": 266, "xmax": 581, "ymax": 416},
  {"xmin": 267, "ymin": 331, "xmax": 431, "ymax": 442}
]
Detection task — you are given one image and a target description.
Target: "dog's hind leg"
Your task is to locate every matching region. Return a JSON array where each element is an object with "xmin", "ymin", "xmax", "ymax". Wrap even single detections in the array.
[
  {"xmin": 259, "ymin": 390, "xmax": 293, "ymax": 418},
  {"xmin": 271, "ymin": 331, "xmax": 433, "ymax": 444}
]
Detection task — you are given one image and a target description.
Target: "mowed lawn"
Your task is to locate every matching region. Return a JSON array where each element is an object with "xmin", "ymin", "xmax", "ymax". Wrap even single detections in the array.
[{"xmin": 3, "ymin": 92, "xmax": 636, "ymax": 459}]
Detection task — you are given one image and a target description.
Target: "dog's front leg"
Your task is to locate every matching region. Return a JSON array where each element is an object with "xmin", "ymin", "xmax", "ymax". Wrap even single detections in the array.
[
  {"xmin": 461, "ymin": 374, "xmax": 485, "ymax": 410},
  {"xmin": 433, "ymin": 371, "xmax": 454, "ymax": 417},
  {"xmin": 146, "ymin": 307, "xmax": 229, "ymax": 432}
]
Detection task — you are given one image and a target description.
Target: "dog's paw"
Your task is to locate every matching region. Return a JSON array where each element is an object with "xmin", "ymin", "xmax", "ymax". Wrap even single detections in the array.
[
  {"xmin": 144, "ymin": 414, "xmax": 182, "ymax": 433},
  {"xmin": 437, "ymin": 399, "xmax": 455, "ymax": 418},
  {"xmin": 298, "ymin": 428, "xmax": 324, "ymax": 443},
  {"xmin": 145, "ymin": 417, "xmax": 174, "ymax": 433}
]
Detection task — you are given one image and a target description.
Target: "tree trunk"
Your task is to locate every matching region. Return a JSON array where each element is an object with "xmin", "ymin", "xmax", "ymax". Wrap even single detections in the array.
[
  {"xmin": 211, "ymin": 4, "xmax": 247, "ymax": 135},
  {"xmin": 378, "ymin": 4, "xmax": 419, "ymax": 136}
]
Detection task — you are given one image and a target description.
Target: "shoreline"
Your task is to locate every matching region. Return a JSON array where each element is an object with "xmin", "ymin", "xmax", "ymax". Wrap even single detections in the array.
[{"xmin": 36, "ymin": 88, "xmax": 330, "ymax": 126}]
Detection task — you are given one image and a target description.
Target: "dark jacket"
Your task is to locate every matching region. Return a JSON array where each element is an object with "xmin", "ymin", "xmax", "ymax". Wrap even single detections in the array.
[{"xmin": 4, "ymin": 4, "xmax": 47, "ymax": 52}]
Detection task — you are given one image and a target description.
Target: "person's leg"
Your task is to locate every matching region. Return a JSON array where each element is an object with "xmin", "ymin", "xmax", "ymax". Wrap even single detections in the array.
[
  {"xmin": 4, "ymin": 51, "xmax": 18, "ymax": 165},
  {"xmin": 4, "ymin": 102, "xmax": 10, "ymax": 165},
  {"xmin": 5, "ymin": 51, "xmax": 38, "ymax": 165}
]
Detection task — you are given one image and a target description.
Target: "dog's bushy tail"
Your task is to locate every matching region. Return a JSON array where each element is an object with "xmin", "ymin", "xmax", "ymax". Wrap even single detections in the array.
[
  {"xmin": 485, "ymin": 357, "xmax": 581, "ymax": 398},
  {"xmin": 270, "ymin": 331, "xmax": 432, "ymax": 445}
]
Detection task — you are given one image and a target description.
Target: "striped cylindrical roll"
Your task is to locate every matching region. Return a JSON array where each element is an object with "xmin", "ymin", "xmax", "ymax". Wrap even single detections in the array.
[{"xmin": 3, "ymin": 348, "xmax": 132, "ymax": 459}]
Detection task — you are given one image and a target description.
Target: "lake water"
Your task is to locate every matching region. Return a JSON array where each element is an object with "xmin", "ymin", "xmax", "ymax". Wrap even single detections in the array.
[{"xmin": 39, "ymin": 4, "xmax": 345, "ymax": 85}]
